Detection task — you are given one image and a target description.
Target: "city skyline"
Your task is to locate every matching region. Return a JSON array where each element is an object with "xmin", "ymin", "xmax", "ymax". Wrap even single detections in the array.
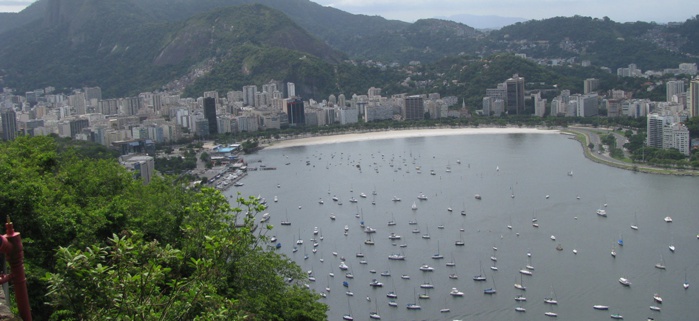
[{"xmin": 2, "ymin": 0, "xmax": 696, "ymax": 25}]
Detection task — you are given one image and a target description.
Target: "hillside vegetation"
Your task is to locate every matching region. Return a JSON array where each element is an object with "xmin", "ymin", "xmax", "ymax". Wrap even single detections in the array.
[{"xmin": 0, "ymin": 135, "xmax": 326, "ymax": 320}]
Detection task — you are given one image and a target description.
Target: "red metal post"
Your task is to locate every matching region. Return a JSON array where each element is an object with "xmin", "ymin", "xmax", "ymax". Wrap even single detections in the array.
[{"xmin": 0, "ymin": 217, "xmax": 32, "ymax": 321}]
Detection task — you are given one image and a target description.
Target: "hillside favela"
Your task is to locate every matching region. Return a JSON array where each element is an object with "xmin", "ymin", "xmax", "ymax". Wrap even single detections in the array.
[{"xmin": 1, "ymin": 0, "xmax": 699, "ymax": 320}]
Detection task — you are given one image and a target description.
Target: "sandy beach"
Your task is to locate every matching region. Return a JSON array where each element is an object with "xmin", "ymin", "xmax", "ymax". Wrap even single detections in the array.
[{"xmin": 265, "ymin": 127, "xmax": 559, "ymax": 149}]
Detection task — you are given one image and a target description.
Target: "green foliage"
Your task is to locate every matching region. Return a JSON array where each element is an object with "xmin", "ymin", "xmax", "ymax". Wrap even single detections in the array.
[{"xmin": 0, "ymin": 136, "xmax": 326, "ymax": 320}]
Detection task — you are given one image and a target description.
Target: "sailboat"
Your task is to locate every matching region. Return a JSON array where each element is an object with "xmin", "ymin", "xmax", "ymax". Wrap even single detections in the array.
[
  {"xmin": 431, "ymin": 241, "xmax": 443, "ymax": 259},
  {"xmin": 654, "ymin": 254, "xmax": 666, "ymax": 270},
  {"xmin": 342, "ymin": 296, "xmax": 354, "ymax": 320},
  {"xmin": 406, "ymin": 288, "xmax": 421, "ymax": 310},
  {"xmin": 544, "ymin": 287, "xmax": 558, "ymax": 304},
  {"xmin": 446, "ymin": 253, "xmax": 456, "ymax": 267},
  {"xmin": 514, "ymin": 273, "xmax": 526, "ymax": 291},
  {"xmin": 455, "ymin": 231, "xmax": 465, "ymax": 246},
  {"xmin": 631, "ymin": 212, "xmax": 639, "ymax": 230},
  {"xmin": 684, "ymin": 269, "xmax": 690, "ymax": 289},
  {"xmin": 281, "ymin": 210, "xmax": 291, "ymax": 225},
  {"xmin": 483, "ymin": 274, "xmax": 496, "ymax": 294},
  {"xmin": 422, "ymin": 225, "xmax": 431, "ymax": 239},
  {"xmin": 369, "ymin": 298, "xmax": 381, "ymax": 319},
  {"xmin": 617, "ymin": 234, "xmax": 624, "ymax": 247},
  {"xmin": 473, "ymin": 261, "xmax": 487, "ymax": 281}
]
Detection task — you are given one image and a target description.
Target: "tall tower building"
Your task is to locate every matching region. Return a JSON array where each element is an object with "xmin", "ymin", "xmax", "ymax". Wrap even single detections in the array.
[
  {"xmin": 286, "ymin": 98, "xmax": 305, "ymax": 126},
  {"xmin": 647, "ymin": 114, "xmax": 667, "ymax": 148},
  {"xmin": 687, "ymin": 78, "xmax": 699, "ymax": 117},
  {"xmin": 203, "ymin": 97, "xmax": 218, "ymax": 135},
  {"xmin": 404, "ymin": 96, "xmax": 424, "ymax": 120},
  {"xmin": 666, "ymin": 80, "xmax": 685, "ymax": 103},
  {"xmin": 1, "ymin": 108, "xmax": 18, "ymax": 141},
  {"xmin": 505, "ymin": 74, "xmax": 525, "ymax": 115}
]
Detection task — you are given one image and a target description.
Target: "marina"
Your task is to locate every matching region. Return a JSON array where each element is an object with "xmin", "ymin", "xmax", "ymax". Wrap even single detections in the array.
[{"xmin": 226, "ymin": 132, "xmax": 699, "ymax": 320}]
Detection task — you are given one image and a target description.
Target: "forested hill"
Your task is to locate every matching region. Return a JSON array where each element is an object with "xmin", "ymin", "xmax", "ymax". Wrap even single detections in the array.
[
  {"xmin": 0, "ymin": 135, "xmax": 327, "ymax": 320},
  {"xmin": 0, "ymin": 1, "xmax": 344, "ymax": 97}
]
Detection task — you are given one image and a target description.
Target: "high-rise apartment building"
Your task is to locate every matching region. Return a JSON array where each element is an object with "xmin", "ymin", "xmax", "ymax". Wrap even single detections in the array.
[
  {"xmin": 243, "ymin": 85, "xmax": 257, "ymax": 107},
  {"xmin": 688, "ymin": 78, "xmax": 699, "ymax": 117},
  {"xmin": 666, "ymin": 80, "xmax": 685, "ymax": 103},
  {"xmin": 286, "ymin": 98, "xmax": 305, "ymax": 126},
  {"xmin": 1, "ymin": 108, "xmax": 17, "ymax": 141},
  {"xmin": 505, "ymin": 74, "xmax": 525, "ymax": 115},
  {"xmin": 287, "ymin": 82, "xmax": 296, "ymax": 98},
  {"xmin": 584, "ymin": 78, "xmax": 599, "ymax": 94},
  {"xmin": 404, "ymin": 96, "xmax": 424, "ymax": 120},
  {"xmin": 203, "ymin": 97, "xmax": 218, "ymax": 135}
]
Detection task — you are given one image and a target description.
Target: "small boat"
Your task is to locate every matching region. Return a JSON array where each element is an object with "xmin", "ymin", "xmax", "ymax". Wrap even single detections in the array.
[
  {"xmin": 684, "ymin": 269, "xmax": 690, "ymax": 289},
  {"xmin": 631, "ymin": 212, "xmax": 639, "ymax": 230},
  {"xmin": 664, "ymin": 216, "xmax": 672, "ymax": 222},
  {"xmin": 417, "ymin": 193, "xmax": 428, "ymax": 200},
  {"xmin": 388, "ymin": 253, "xmax": 405, "ymax": 260},
  {"xmin": 450, "ymin": 287, "xmax": 464, "ymax": 296},
  {"xmin": 649, "ymin": 305, "xmax": 661, "ymax": 311},
  {"xmin": 360, "ymin": 192, "xmax": 367, "ymax": 198},
  {"xmin": 401, "ymin": 274, "xmax": 410, "ymax": 280},
  {"xmin": 515, "ymin": 306, "xmax": 526, "ymax": 312},
  {"xmin": 596, "ymin": 209, "xmax": 607, "ymax": 217},
  {"xmin": 386, "ymin": 291, "xmax": 397, "ymax": 299},
  {"xmin": 411, "ymin": 202, "xmax": 418, "ymax": 210},
  {"xmin": 419, "ymin": 264, "xmax": 434, "ymax": 272},
  {"xmin": 369, "ymin": 279, "xmax": 383, "ymax": 287},
  {"xmin": 545, "ymin": 194, "xmax": 550, "ymax": 199},
  {"xmin": 392, "ymin": 196, "xmax": 401, "ymax": 202},
  {"xmin": 515, "ymin": 295, "xmax": 526, "ymax": 301},
  {"xmin": 474, "ymin": 194, "xmax": 482, "ymax": 200},
  {"xmin": 519, "ymin": 269, "xmax": 533, "ymax": 276},
  {"xmin": 550, "ymin": 235, "xmax": 556, "ymax": 241},
  {"xmin": 448, "ymin": 274, "xmax": 458, "ymax": 279},
  {"xmin": 544, "ymin": 312, "xmax": 558, "ymax": 317},
  {"xmin": 380, "ymin": 270, "xmax": 390, "ymax": 277},
  {"xmin": 388, "ymin": 233, "xmax": 401, "ymax": 240},
  {"xmin": 653, "ymin": 293, "xmax": 662, "ymax": 303},
  {"xmin": 618, "ymin": 277, "xmax": 631, "ymax": 286},
  {"xmin": 388, "ymin": 301, "xmax": 398, "ymax": 307},
  {"xmin": 440, "ymin": 308, "xmax": 450, "ymax": 313},
  {"xmin": 593, "ymin": 305, "xmax": 610, "ymax": 310},
  {"xmin": 330, "ymin": 214, "xmax": 336, "ymax": 220},
  {"xmin": 610, "ymin": 314, "xmax": 623, "ymax": 319}
]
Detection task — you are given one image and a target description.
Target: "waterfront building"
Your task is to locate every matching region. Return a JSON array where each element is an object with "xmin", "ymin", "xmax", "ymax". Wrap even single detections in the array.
[
  {"xmin": 286, "ymin": 98, "xmax": 305, "ymax": 126},
  {"xmin": 404, "ymin": 95, "xmax": 424, "ymax": 120},
  {"xmin": 689, "ymin": 78, "xmax": 699, "ymax": 117},
  {"xmin": 505, "ymin": 74, "xmax": 525, "ymax": 115}
]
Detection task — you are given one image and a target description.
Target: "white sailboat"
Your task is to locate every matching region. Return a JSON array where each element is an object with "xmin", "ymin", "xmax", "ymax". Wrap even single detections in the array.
[
  {"xmin": 369, "ymin": 298, "xmax": 381, "ymax": 319},
  {"xmin": 514, "ymin": 273, "xmax": 526, "ymax": 291},
  {"xmin": 654, "ymin": 254, "xmax": 666, "ymax": 270},
  {"xmin": 342, "ymin": 296, "xmax": 353, "ymax": 320},
  {"xmin": 684, "ymin": 269, "xmax": 690, "ymax": 289},
  {"xmin": 631, "ymin": 212, "xmax": 639, "ymax": 230},
  {"xmin": 544, "ymin": 287, "xmax": 558, "ymax": 304}
]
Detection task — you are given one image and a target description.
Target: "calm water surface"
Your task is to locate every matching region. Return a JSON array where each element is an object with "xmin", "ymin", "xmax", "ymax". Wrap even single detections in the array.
[{"xmin": 225, "ymin": 133, "xmax": 699, "ymax": 321}]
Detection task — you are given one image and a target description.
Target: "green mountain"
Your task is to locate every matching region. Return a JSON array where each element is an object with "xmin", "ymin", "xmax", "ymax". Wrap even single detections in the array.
[
  {"xmin": 0, "ymin": 0, "xmax": 344, "ymax": 97},
  {"xmin": 487, "ymin": 16, "xmax": 695, "ymax": 69}
]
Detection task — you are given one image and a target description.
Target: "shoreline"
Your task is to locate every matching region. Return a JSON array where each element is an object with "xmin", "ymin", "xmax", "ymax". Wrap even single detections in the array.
[
  {"xmin": 255, "ymin": 125, "xmax": 699, "ymax": 177},
  {"xmin": 264, "ymin": 126, "xmax": 558, "ymax": 149}
]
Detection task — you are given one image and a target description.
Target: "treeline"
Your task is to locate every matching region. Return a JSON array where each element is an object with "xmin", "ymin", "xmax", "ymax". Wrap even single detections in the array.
[{"xmin": 0, "ymin": 136, "xmax": 326, "ymax": 320}]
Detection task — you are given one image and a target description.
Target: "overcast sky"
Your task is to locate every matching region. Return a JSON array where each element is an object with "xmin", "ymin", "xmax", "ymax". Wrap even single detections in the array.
[{"xmin": 2, "ymin": 0, "xmax": 695, "ymax": 24}]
